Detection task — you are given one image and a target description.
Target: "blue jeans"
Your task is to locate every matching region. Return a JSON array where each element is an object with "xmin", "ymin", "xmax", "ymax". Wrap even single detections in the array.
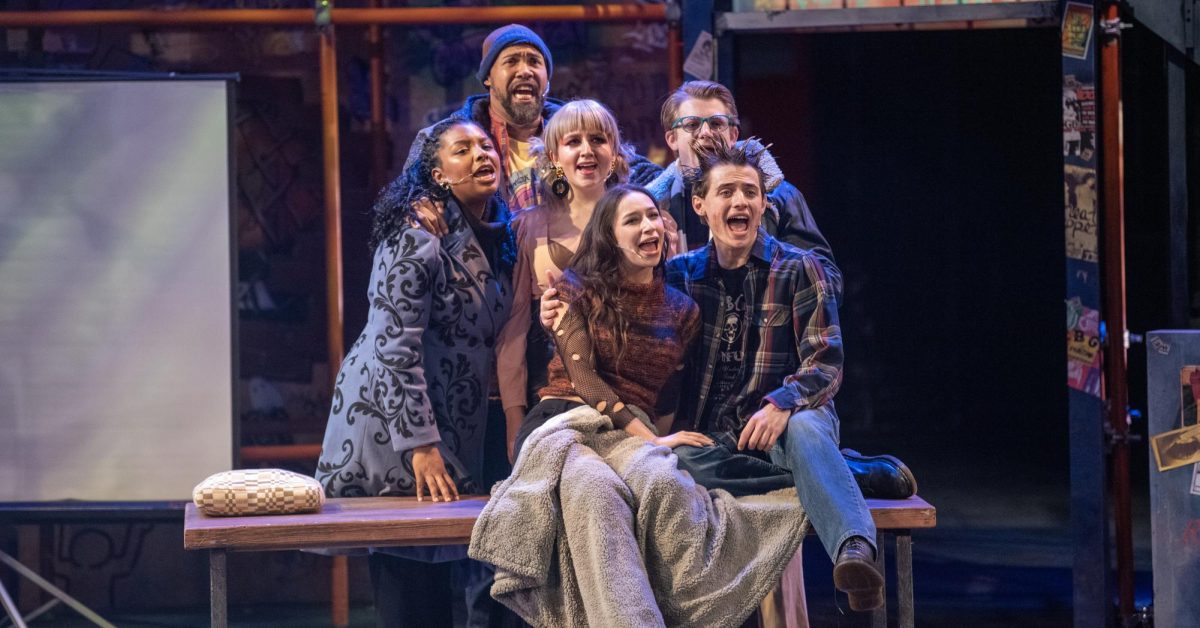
[{"xmin": 674, "ymin": 404, "xmax": 876, "ymax": 560}]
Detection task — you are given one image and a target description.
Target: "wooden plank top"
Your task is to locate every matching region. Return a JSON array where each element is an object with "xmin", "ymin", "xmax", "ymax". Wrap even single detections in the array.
[
  {"xmin": 184, "ymin": 496, "xmax": 488, "ymax": 551},
  {"xmin": 184, "ymin": 495, "xmax": 935, "ymax": 552},
  {"xmin": 865, "ymin": 496, "xmax": 937, "ymax": 529}
]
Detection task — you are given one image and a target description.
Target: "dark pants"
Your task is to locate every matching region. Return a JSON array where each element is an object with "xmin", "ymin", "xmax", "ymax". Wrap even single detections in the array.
[
  {"xmin": 369, "ymin": 554, "xmax": 524, "ymax": 628},
  {"xmin": 512, "ymin": 398, "xmax": 584, "ymax": 464},
  {"xmin": 369, "ymin": 553, "xmax": 453, "ymax": 628},
  {"xmin": 672, "ymin": 430, "xmax": 796, "ymax": 497}
]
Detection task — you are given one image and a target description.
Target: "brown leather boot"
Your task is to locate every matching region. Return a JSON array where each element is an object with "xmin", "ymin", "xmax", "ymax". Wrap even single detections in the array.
[{"xmin": 833, "ymin": 536, "xmax": 884, "ymax": 611}]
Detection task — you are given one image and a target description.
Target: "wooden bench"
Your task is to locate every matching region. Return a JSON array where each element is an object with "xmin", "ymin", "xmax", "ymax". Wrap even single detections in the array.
[{"xmin": 184, "ymin": 495, "xmax": 935, "ymax": 628}]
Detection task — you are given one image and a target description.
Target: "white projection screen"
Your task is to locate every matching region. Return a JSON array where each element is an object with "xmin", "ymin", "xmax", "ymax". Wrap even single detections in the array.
[{"xmin": 0, "ymin": 78, "xmax": 236, "ymax": 502}]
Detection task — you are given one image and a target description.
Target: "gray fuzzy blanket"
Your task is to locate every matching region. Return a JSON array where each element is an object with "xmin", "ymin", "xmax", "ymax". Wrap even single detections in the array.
[{"xmin": 468, "ymin": 406, "xmax": 808, "ymax": 628}]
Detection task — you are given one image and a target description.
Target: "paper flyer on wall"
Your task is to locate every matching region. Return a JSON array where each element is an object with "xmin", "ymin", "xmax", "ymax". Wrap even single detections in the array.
[
  {"xmin": 1064, "ymin": 164, "xmax": 1097, "ymax": 262},
  {"xmin": 1181, "ymin": 366, "xmax": 1200, "ymax": 427},
  {"xmin": 683, "ymin": 31, "xmax": 714, "ymax": 81},
  {"xmin": 1061, "ymin": 2, "xmax": 1094, "ymax": 60},
  {"xmin": 1066, "ymin": 297, "xmax": 1102, "ymax": 396},
  {"xmin": 1063, "ymin": 78, "xmax": 1096, "ymax": 162},
  {"xmin": 1152, "ymin": 423, "xmax": 1200, "ymax": 472}
]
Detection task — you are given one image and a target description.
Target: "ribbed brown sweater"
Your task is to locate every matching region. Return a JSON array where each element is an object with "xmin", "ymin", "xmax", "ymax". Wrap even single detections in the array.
[{"xmin": 538, "ymin": 273, "xmax": 700, "ymax": 427}]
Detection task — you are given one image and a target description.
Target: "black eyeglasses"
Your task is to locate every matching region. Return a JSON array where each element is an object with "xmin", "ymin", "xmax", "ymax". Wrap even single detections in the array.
[{"xmin": 670, "ymin": 114, "xmax": 737, "ymax": 134}]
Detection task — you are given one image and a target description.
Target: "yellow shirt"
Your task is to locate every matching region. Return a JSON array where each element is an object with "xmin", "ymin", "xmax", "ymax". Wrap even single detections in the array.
[
  {"xmin": 506, "ymin": 138, "xmax": 539, "ymax": 212},
  {"xmin": 509, "ymin": 138, "xmax": 536, "ymax": 174}
]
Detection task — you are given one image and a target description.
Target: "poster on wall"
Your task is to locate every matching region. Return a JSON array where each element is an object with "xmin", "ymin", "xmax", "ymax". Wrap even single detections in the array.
[
  {"xmin": 1062, "ymin": 2, "xmax": 1095, "ymax": 59},
  {"xmin": 1151, "ymin": 424, "xmax": 1200, "ymax": 472},
  {"xmin": 1063, "ymin": 79, "xmax": 1096, "ymax": 161},
  {"xmin": 1065, "ymin": 164, "xmax": 1098, "ymax": 263},
  {"xmin": 1062, "ymin": 1, "xmax": 1101, "ymax": 400},
  {"xmin": 1066, "ymin": 297, "xmax": 1103, "ymax": 396},
  {"xmin": 1181, "ymin": 366, "xmax": 1200, "ymax": 427}
]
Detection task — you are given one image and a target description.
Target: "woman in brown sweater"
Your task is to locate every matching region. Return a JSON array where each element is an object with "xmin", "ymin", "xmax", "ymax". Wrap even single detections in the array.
[{"xmin": 510, "ymin": 184, "xmax": 712, "ymax": 457}]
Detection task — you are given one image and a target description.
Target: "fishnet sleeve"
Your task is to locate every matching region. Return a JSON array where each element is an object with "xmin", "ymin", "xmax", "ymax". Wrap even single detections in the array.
[{"xmin": 550, "ymin": 303, "xmax": 639, "ymax": 429}]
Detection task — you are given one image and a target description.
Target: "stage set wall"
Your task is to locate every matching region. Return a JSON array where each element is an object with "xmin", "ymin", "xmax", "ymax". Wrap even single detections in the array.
[{"xmin": 2, "ymin": 9, "xmax": 1194, "ymax": 619}]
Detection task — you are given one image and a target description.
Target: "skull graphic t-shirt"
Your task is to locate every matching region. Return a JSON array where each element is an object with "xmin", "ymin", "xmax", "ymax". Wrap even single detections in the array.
[{"xmin": 700, "ymin": 265, "xmax": 748, "ymax": 431}]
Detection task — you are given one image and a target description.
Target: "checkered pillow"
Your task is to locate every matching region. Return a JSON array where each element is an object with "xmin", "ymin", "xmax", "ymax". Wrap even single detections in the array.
[{"xmin": 192, "ymin": 469, "xmax": 325, "ymax": 517}]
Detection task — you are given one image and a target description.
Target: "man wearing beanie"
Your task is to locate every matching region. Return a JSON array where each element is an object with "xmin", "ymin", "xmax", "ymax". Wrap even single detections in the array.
[{"xmin": 404, "ymin": 23, "xmax": 661, "ymax": 214}]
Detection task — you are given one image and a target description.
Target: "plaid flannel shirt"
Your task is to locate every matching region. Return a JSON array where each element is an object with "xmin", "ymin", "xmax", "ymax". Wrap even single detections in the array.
[{"xmin": 665, "ymin": 230, "xmax": 843, "ymax": 434}]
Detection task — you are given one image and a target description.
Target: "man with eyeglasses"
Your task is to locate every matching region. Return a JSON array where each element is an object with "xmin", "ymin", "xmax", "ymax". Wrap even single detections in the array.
[{"xmin": 647, "ymin": 81, "xmax": 840, "ymax": 297}]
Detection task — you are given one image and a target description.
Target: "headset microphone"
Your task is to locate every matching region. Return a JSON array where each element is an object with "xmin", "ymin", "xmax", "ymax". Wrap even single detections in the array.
[{"xmin": 443, "ymin": 173, "xmax": 475, "ymax": 186}]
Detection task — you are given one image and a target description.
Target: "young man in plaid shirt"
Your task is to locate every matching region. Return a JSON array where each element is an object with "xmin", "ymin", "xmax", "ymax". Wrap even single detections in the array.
[{"xmin": 663, "ymin": 141, "xmax": 884, "ymax": 612}]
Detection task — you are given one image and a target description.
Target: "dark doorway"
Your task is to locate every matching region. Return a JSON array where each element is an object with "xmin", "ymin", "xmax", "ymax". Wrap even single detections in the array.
[{"xmin": 734, "ymin": 28, "xmax": 1073, "ymax": 622}]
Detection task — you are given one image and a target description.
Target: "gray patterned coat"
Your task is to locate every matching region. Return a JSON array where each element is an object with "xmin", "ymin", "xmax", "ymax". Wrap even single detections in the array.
[{"xmin": 316, "ymin": 199, "xmax": 513, "ymax": 497}]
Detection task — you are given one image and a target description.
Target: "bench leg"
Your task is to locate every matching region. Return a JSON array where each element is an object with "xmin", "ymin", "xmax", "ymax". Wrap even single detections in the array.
[
  {"xmin": 331, "ymin": 555, "xmax": 349, "ymax": 628},
  {"xmin": 897, "ymin": 531, "xmax": 913, "ymax": 628},
  {"xmin": 871, "ymin": 530, "xmax": 887, "ymax": 628},
  {"xmin": 210, "ymin": 549, "xmax": 227, "ymax": 628}
]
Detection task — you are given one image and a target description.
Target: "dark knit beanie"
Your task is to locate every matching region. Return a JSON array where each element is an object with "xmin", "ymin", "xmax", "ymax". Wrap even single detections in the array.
[{"xmin": 476, "ymin": 24, "xmax": 554, "ymax": 84}]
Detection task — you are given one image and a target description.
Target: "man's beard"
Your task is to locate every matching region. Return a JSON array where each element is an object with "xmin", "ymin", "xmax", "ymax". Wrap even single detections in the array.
[{"xmin": 501, "ymin": 92, "xmax": 544, "ymax": 127}]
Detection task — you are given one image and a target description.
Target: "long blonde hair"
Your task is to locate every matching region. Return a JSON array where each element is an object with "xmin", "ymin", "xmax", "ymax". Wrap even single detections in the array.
[{"xmin": 533, "ymin": 99, "xmax": 635, "ymax": 210}]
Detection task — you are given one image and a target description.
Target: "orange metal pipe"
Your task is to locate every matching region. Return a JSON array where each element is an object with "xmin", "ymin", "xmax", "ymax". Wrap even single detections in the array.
[
  {"xmin": 0, "ymin": 5, "xmax": 666, "ymax": 27},
  {"xmin": 668, "ymin": 21, "xmax": 682, "ymax": 90},
  {"xmin": 239, "ymin": 444, "xmax": 323, "ymax": 463},
  {"xmin": 368, "ymin": 1, "xmax": 388, "ymax": 192},
  {"xmin": 1099, "ymin": 1, "xmax": 1133, "ymax": 620},
  {"xmin": 321, "ymin": 28, "xmax": 346, "ymax": 386}
]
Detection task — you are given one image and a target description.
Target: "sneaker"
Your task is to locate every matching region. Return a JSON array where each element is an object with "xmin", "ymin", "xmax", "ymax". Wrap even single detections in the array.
[{"xmin": 833, "ymin": 536, "xmax": 884, "ymax": 611}]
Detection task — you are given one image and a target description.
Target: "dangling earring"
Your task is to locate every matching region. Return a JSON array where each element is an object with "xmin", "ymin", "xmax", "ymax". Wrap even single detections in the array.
[
  {"xmin": 551, "ymin": 164, "xmax": 569, "ymax": 199},
  {"xmin": 440, "ymin": 180, "xmax": 451, "ymax": 192}
]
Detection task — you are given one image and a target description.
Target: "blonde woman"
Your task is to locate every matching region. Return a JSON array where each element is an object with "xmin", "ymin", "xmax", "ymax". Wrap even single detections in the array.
[{"xmin": 495, "ymin": 99, "xmax": 636, "ymax": 462}]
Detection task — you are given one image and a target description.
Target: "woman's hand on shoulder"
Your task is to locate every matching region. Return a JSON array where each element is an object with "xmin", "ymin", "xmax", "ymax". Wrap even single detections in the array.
[
  {"xmin": 412, "ymin": 444, "xmax": 459, "ymax": 502},
  {"xmin": 410, "ymin": 196, "xmax": 448, "ymax": 237},
  {"xmin": 653, "ymin": 431, "xmax": 714, "ymax": 449}
]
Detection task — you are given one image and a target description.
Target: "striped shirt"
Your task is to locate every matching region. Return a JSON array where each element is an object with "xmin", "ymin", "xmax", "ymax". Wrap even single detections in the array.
[{"xmin": 665, "ymin": 230, "xmax": 843, "ymax": 433}]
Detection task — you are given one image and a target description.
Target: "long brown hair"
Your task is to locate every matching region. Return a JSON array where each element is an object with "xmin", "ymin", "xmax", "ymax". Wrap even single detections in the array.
[{"xmin": 561, "ymin": 183, "xmax": 665, "ymax": 367}]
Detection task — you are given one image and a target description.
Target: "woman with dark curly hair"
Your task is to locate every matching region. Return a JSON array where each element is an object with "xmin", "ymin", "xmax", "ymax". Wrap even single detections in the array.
[{"xmin": 315, "ymin": 117, "xmax": 515, "ymax": 627}]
